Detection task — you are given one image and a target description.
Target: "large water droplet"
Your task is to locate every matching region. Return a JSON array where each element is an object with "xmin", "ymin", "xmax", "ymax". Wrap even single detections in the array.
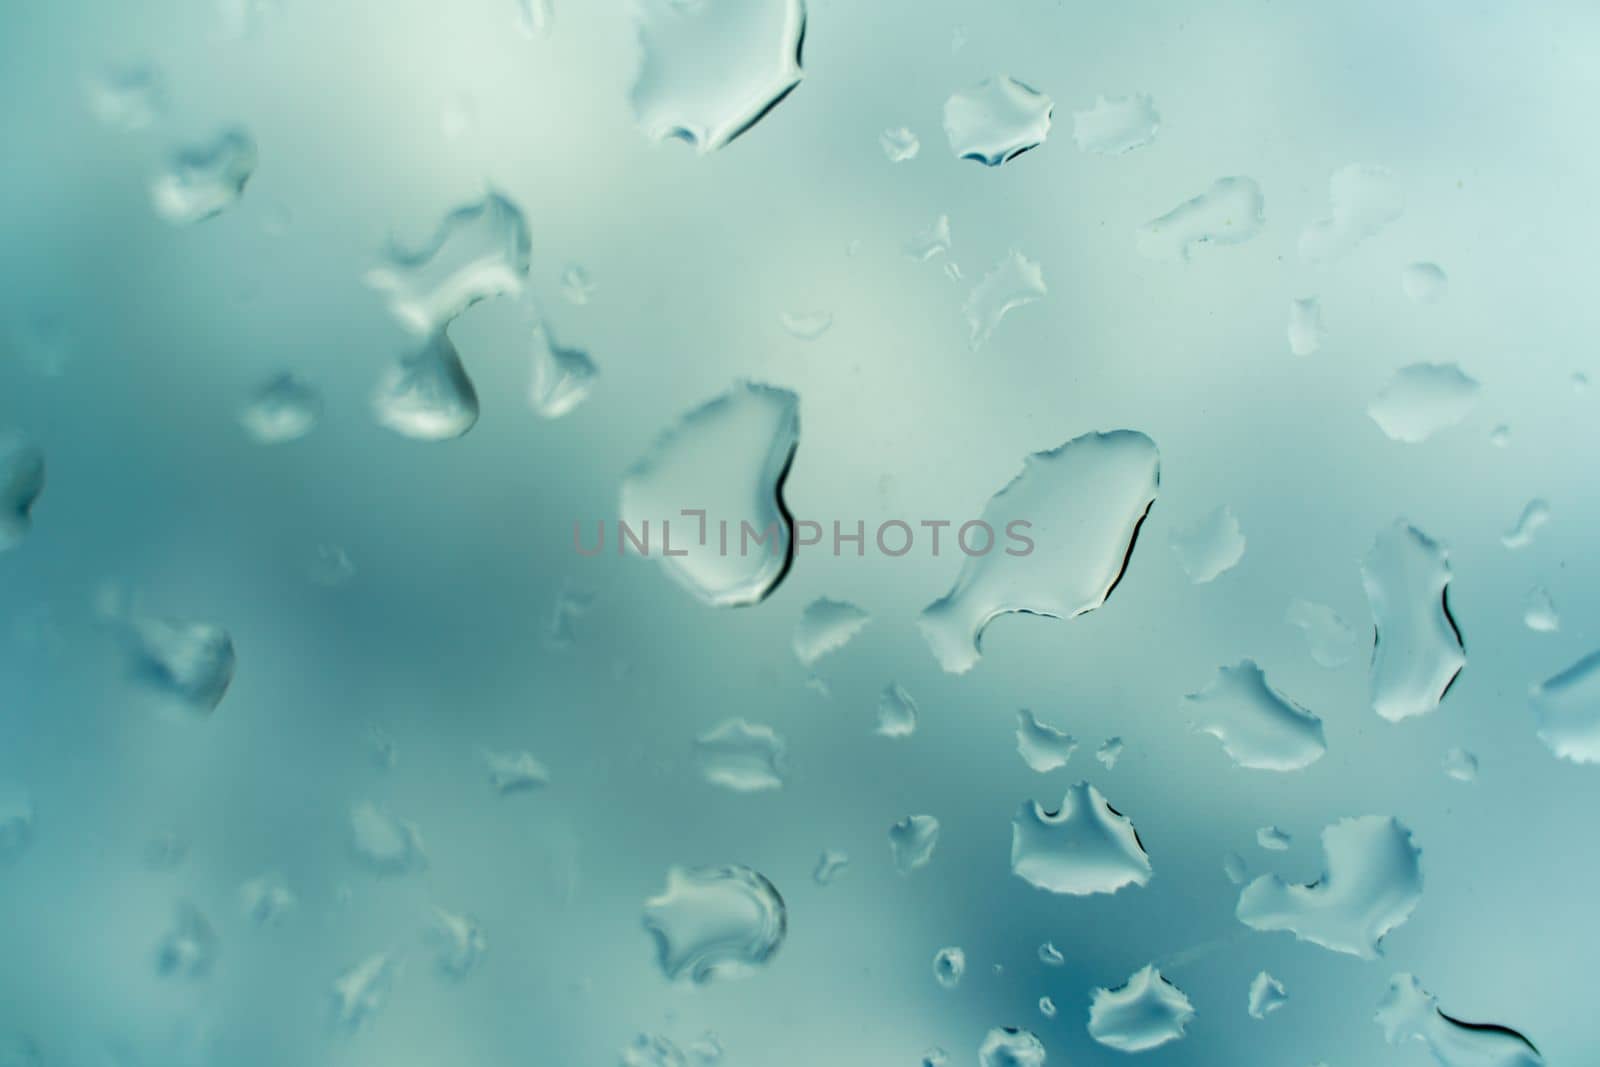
[
  {"xmin": 366, "ymin": 193, "xmax": 531, "ymax": 335},
  {"xmin": 1402, "ymin": 262, "xmax": 1449, "ymax": 304},
  {"xmin": 330, "ymin": 952, "xmax": 399, "ymax": 1031},
  {"xmin": 1369, "ymin": 363, "xmax": 1480, "ymax": 443},
  {"xmin": 0, "ymin": 435, "xmax": 44, "ymax": 551},
  {"xmin": 875, "ymin": 683, "xmax": 918, "ymax": 738},
  {"xmin": 889, "ymin": 814, "xmax": 940, "ymax": 873},
  {"xmin": 373, "ymin": 330, "xmax": 480, "ymax": 440},
  {"xmin": 1377, "ymin": 974, "xmax": 1544, "ymax": 1067},
  {"xmin": 1288, "ymin": 296, "xmax": 1325, "ymax": 356},
  {"xmin": 694, "ymin": 719, "xmax": 787, "ymax": 791},
  {"xmin": 155, "ymin": 903, "xmax": 218, "ymax": 978},
  {"xmin": 964, "ymin": 249, "xmax": 1045, "ymax": 349},
  {"xmin": 1363, "ymin": 522, "xmax": 1465, "ymax": 721},
  {"xmin": 1071, "ymin": 94, "xmax": 1158, "ymax": 154},
  {"xmin": 1087, "ymin": 965, "xmax": 1194, "ymax": 1052},
  {"xmin": 528, "ymin": 323, "xmax": 598, "ymax": 418},
  {"xmin": 126, "ymin": 617, "xmax": 236, "ymax": 715},
  {"xmin": 792, "ymin": 597, "xmax": 869, "ymax": 667},
  {"xmin": 944, "ymin": 76, "xmax": 1052, "ymax": 165},
  {"xmin": 1170, "ymin": 505, "xmax": 1245, "ymax": 582},
  {"xmin": 239, "ymin": 373, "xmax": 321, "ymax": 444},
  {"xmin": 642, "ymin": 865, "xmax": 786, "ymax": 984},
  {"xmin": 428, "ymin": 907, "xmax": 487, "ymax": 979},
  {"xmin": 1286, "ymin": 599, "xmax": 1356, "ymax": 668},
  {"xmin": 151, "ymin": 128, "xmax": 256, "ymax": 224},
  {"xmin": 86, "ymin": 64, "xmax": 165, "ymax": 130},
  {"xmin": 1010, "ymin": 782, "xmax": 1152, "ymax": 895},
  {"xmin": 1500, "ymin": 499, "xmax": 1549, "ymax": 549},
  {"xmin": 932, "ymin": 946, "xmax": 965, "ymax": 989},
  {"xmin": 1298, "ymin": 164, "xmax": 1404, "ymax": 262},
  {"xmin": 1136, "ymin": 177, "xmax": 1264, "ymax": 261},
  {"xmin": 1248, "ymin": 971, "xmax": 1288, "ymax": 1018},
  {"xmin": 1185, "ymin": 660, "xmax": 1326, "ymax": 771},
  {"xmin": 629, "ymin": 0, "xmax": 805, "ymax": 153},
  {"xmin": 919, "ymin": 429, "xmax": 1159, "ymax": 674},
  {"xmin": 483, "ymin": 749, "xmax": 550, "ymax": 795},
  {"xmin": 1015, "ymin": 709, "xmax": 1076, "ymax": 772},
  {"xmin": 349, "ymin": 801, "xmax": 428, "ymax": 875},
  {"xmin": 1236, "ymin": 815, "xmax": 1422, "ymax": 958},
  {"xmin": 1523, "ymin": 586, "xmax": 1559, "ymax": 633},
  {"xmin": 977, "ymin": 1028, "xmax": 1046, "ymax": 1067},
  {"xmin": 1529, "ymin": 650, "xmax": 1600, "ymax": 763},
  {"xmin": 619, "ymin": 383, "xmax": 799, "ymax": 607}
]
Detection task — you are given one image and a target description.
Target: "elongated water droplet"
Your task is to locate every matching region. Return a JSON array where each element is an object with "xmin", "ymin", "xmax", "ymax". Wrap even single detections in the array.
[
  {"xmin": 1501, "ymin": 499, "xmax": 1549, "ymax": 549},
  {"xmin": 349, "ymin": 801, "xmax": 427, "ymax": 875},
  {"xmin": 151, "ymin": 129, "xmax": 256, "ymax": 224},
  {"xmin": 694, "ymin": 719, "xmax": 787, "ymax": 791},
  {"xmin": 1441, "ymin": 747, "xmax": 1478, "ymax": 782},
  {"xmin": 239, "ymin": 373, "xmax": 321, "ymax": 444},
  {"xmin": 528, "ymin": 323, "xmax": 598, "ymax": 418},
  {"xmin": 792, "ymin": 597, "xmax": 869, "ymax": 667},
  {"xmin": 86, "ymin": 64, "xmax": 164, "ymax": 130},
  {"xmin": 1037, "ymin": 941, "xmax": 1064, "ymax": 966},
  {"xmin": 1010, "ymin": 782, "xmax": 1151, "ymax": 895},
  {"xmin": 1236, "ymin": 815, "xmax": 1422, "ymax": 959},
  {"xmin": 1523, "ymin": 586, "xmax": 1558, "ymax": 633},
  {"xmin": 1248, "ymin": 971, "xmax": 1287, "ymax": 1018},
  {"xmin": 367, "ymin": 193, "xmax": 530, "ymax": 334},
  {"xmin": 629, "ymin": 0, "xmax": 805, "ymax": 153},
  {"xmin": 1071, "ymin": 94, "xmax": 1158, "ymax": 154},
  {"xmin": 919, "ymin": 430, "xmax": 1159, "ymax": 674},
  {"xmin": 619, "ymin": 383, "xmax": 799, "ymax": 607},
  {"xmin": 779, "ymin": 310, "xmax": 832, "ymax": 340},
  {"xmin": 944, "ymin": 76, "xmax": 1052, "ymax": 165},
  {"xmin": 977, "ymin": 1028, "xmax": 1045, "ymax": 1067},
  {"xmin": 642, "ymin": 865, "xmax": 786, "ymax": 984},
  {"xmin": 483, "ymin": 749, "xmax": 549, "ymax": 794},
  {"xmin": 1369, "ymin": 363, "xmax": 1479, "ymax": 443},
  {"xmin": 964, "ymin": 248, "xmax": 1045, "ymax": 349},
  {"xmin": 1288, "ymin": 296, "xmax": 1325, "ymax": 356},
  {"xmin": 1257, "ymin": 826, "xmax": 1291, "ymax": 851},
  {"xmin": 127, "ymin": 617, "xmax": 236, "ymax": 715},
  {"xmin": 1286, "ymin": 599, "xmax": 1355, "ymax": 668},
  {"xmin": 1363, "ymin": 522, "xmax": 1464, "ymax": 721},
  {"xmin": 1530, "ymin": 650, "xmax": 1600, "ymax": 763},
  {"xmin": 904, "ymin": 214, "xmax": 951, "ymax": 261},
  {"xmin": 1087, "ymin": 965, "xmax": 1194, "ymax": 1051},
  {"xmin": 1170, "ymin": 505, "xmax": 1245, "ymax": 582},
  {"xmin": 1186, "ymin": 660, "xmax": 1326, "ymax": 771},
  {"xmin": 1223, "ymin": 852, "xmax": 1248, "ymax": 885},
  {"xmin": 880, "ymin": 126, "xmax": 920, "ymax": 162},
  {"xmin": 1096, "ymin": 737, "xmax": 1123, "ymax": 769},
  {"xmin": 331, "ymin": 952, "xmax": 399, "ymax": 1031},
  {"xmin": 1136, "ymin": 177, "xmax": 1264, "ymax": 261},
  {"xmin": 374, "ymin": 330, "xmax": 479, "ymax": 440},
  {"xmin": 933, "ymin": 946, "xmax": 965, "ymax": 988},
  {"xmin": 1402, "ymin": 262, "xmax": 1448, "ymax": 304},
  {"xmin": 889, "ymin": 814, "xmax": 940, "ymax": 873},
  {"xmin": 1299, "ymin": 164, "xmax": 1404, "ymax": 262},
  {"xmin": 1377, "ymin": 974, "xmax": 1543, "ymax": 1067},
  {"xmin": 1015, "ymin": 709, "xmax": 1076, "ymax": 772},
  {"xmin": 812, "ymin": 850, "xmax": 848, "ymax": 885},
  {"xmin": 0, "ymin": 435, "xmax": 44, "ymax": 551},
  {"xmin": 428, "ymin": 907, "xmax": 487, "ymax": 978}
]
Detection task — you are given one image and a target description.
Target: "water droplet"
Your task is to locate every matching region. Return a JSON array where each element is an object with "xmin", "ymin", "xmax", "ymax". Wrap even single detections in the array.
[
  {"xmin": 1010, "ymin": 782, "xmax": 1152, "ymax": 895},
  {"xmin": 0, "ymin": 786, "xmax": 33, "ymax": 864},
  {"xmin": 1038, "ymin": 996, "xmax": 1057, "ymax": 1018},
  {"xmin": 1523, "ymin": 586, "xmax": 1559, "ymax": 633},
  {"xmin": 1363, "ymin": 522, "xmax": 1465, "ymax": 721},
  {"xmin": 239, "ymin": 873, "xmax": 296, "ymax": 925},
  {"xmin": 309, "ymin": 544, "xmax": 356, "ymax": 587},
  {"xmin": 919, "ymin": 430, "xmax": 1159, "ymax": 673},
  {"xmin": 694, "ymin": 719, "xmax": 787, "ymax": 791},
  {"xmin": 1402, "ymin": 262, "xmax": 1449, "ymax": 304},
  {"xmin": 1256, "ymin": 827, "xmax": 1291, "ymax": 853},
  {"xmin": 1071, "ymin": 93, "xmax": 1158, "ymax": 154},
  {"xmin": 792, "ymin": 597, "xmax": 870, "ymax": 667},
  {"xmin": 932, "ymin": 946, "xmax": 965, "ymax": 988},
  {"xmin": 1501, "ymin": 499, "xmax": 1549, "ymax": 549},
  {"xmin": 1087, "ymin": 965, "xmax": 1194, "ymax": 1052},
  {"xmin": 126, "ymin": 617, "xmax": 236, "ymax": 715},
  {"xmin": 880, "ymin": 126, "xmax": 920, "ymax": 162},
  {"xmin": 1015, "ymin": 709, "xmax": 1076, "ymax": 772},
  {"xmin": 1137, "ymin": 177, "xmax": 1265, "ymax": 261},
  {"xmin": 516, "ymin": 0, "xmax": 552, "ymax": 36},
  {"xmin": 1223, "ymin": 852, "xmax": 1248, "ymax": 885},
  {"xmin": 1298, "ymin": 164, "xmax": 1404, "ymax": 262},
  {"xmin": 812, "ymin": 850, "xmax": 849, "ymax": 885},
  {"xmin": 1530, "ymin": 650, "xmax": 1600, "ymax": 763},
  {"xmin": 1186, "ymin": 661, "xmax": 1326, "ymax": 771},
  {"xmin": 86, "ymin": 64, "xmax": 164, "ymax": 130},
  {"xmin": 367, "ymin": 724, "xmax": 398, "ymax": 770},
  {"xmin": 428, "ymin": 907, "xmax": 487, "ymax": 978},
  {"xmin": 1442, "ymin": 747, "xmax": 1478, "ymax": 782},
  {"xmin": 922, "ymin": 1047, "xmax": 948, "ymax": 1067},
  {"xmin": 1575, "ymin": 371, "xmax": 1591, "ymax": 392},
  {"xmin": 440, "ymin": 94, "xmax": 477, "ymax": 140},
  {"xmin": 483, "ymin": 749, "xmax": 550, "ymax": 795},
  {"xmin": 331, "ymin": 952, "xmax": 399, "ymax": 1031},
  {"xmin": 560, "ymin": 264, "xmax": 594, "ymax": 304},
  {"xmin": 687, "ymin": 1033, "xmax": 722, "ymax": 1065},
  {"xmin": 528, "ymin": 323, "xmax": 598, "ymax": 418},
  {"xmin": 366, "ymin": 193, "xmax": 530, "ymax": 334},
  {"xmin": 156, "ymin": 903, "xmax": 218, "ymax": 978},
  {"xmin": 889, "ymin": 814, "xmax": 940, "ymax": 873},
  {"xmin": 1490, "ymin": 424, "xmax": 1511, "ymax": 447},
  {"xmin": 1236, "ymin": 815, "xmax": 1422, "ymax": 958},
  {"xmin": 1288, "ymin": 297, "xmax": 1325, "ymax": 356},
  {"xmin": 373, "ymin": 330, "xmax": 480, "ymax": 440},
  {"xmin": 904, "ymin": 214, "xmax": 952, "ymax": 260},
  {"xmin": 0, "ymin": 435, "xmax": 44, "ymax": 551},
  {"xmin": 978, "ymin": 1028, "xmax": 1045, "ymax": 1067},
  {"xmin": 1377, "ymin": 974, "xmax": 1544, "ymax": 1067},
  {"xmin": 349, "ymin": 801, "xmax": 428, "ymax": 875},
  {"xmin": 619, "ymin": 383, "xmax": 799, "ymax": 607},
  {"xmin": 1286, "ymin": 599, "xmax": 1356, "ymax": 668},
  {"xmin": 151, "ymin": 128, "xmax": 257, "ymax": 224},
  {"xmin": 547, "ymin": 581, "xmax": 594, "ymax": 649},
  {"xmin": 621, "ymin": 1034, "xmax": 687, "ymax": 1067},
  {"xmin": 875, "ymin": 683, "xmax": 918, "ymax": 738},
  {"xmin": 1096, "ymin": 737, "xmax": 1124, "ymax": 769},
  {"xmin": 1248, "ymin": 971, "xmax": 1288, "ymax": 1018},
  {"xmin": 944, "ymin": 76, "xmax": 1052, "ymax": 166},
  {"xmin": 779, "ymin": 310, "xmax": 833, "ymax": 340},
  {"xmin": 1170, "ymin": 505, "xmax": 1245, "ymax": 582},
  {"xmin": 964, "ymin": 248, "xmax": 1045, "ymax": 349},
  {"xmin": 629, "ymin": 0, "xmax": 805, "ymax": 153},
  {"xmin": 1037, "ymin": 941, "xmax": 1064, "ymax": 966},
  {"xmin": 642, "ymin": 865, "xmax": 786, "ymax": 983},
  {"xmin": 239, "ymin": 373, "xmax": 321, "ymax": 444}
]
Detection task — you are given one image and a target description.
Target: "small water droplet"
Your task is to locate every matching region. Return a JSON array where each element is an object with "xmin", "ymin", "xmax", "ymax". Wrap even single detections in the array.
[
  {"xmin": 483, "ymin": 749, "xmax": 550, "ymax": 795},
  {"xmin": 1170, "ymin": 505, "xmax": 1245, "ymax": 582},
  {"xmin": 1236, "ymin": 815, "xmax": 1422, "ymax": 958},
  {"xmin": 642, "ymin": 865, "xmax": 786, "ymax": 984},
  {"xmin": 0, "ymin": 435, "xmax": 44, "ymax": 551},
  {"xmin": 547, "ymin": 581, "xmax": 595, "ymax": 649},
  {"xmin": 923, "ymin": 1047, "xmax": 948, "ymax": 1067},
  {"xmin": 1442, "ymin": 747, "xmax": 1478, "ymax": 782},
  {"xmin": 1490, "ymin": 424, "xmax": 1511, "ymax": 447},
  {"xmin": 1402, "ymin": 262, "xmax": 1449, "ymax": 303},
  {"xmin": 1369, "ymin": 363, "xmax": 1479, "ymax": 442},
  {"xmin": 1015, "ymin": 709, "xmax": 1076, "ymax": 772},
  {"xmin": 428, "ymin": 907, "xmax": 487, "ymax": 979},
  {"xmin": 1531, "ymin": 650, "xmax": 1600, "ymax": 763},
  {"xmin": 792, "ymin": 597, "xmax": 870, "ymax": 667},
  {"xmin": 331, "ymin": 952, "xmax": 399, "ymax": 1031},
  {"xmin": 1257, "ymin": 826, "xmax": 1291, "ymax": 851},
  {"xmin": 904, "ymin": 214, "xmax": 952, "ymax": 261},
  {"xmin": 156, "ymin": 903, "xmax": 218, "ymax": 978},
  {"xmin": 367, "ymin": 724, "xmax": 398, "ymax": 770},
  {"xmin": 1248, "ymin": 971, "xmax": 1288, "ymax": 1018},
  {"xmin": 889, "ymin": 814, "xmax": 940, "ymax": 873},
  {"xmin": 687, "ymin": 1033, "xmax": 722, "ymax": 1065},
  {"xmin": 1288, "ymin": 296, "xmax": 1326, "ymax": 356},
  {"xmin": 239, "ymin": 873, "xmax": 296, "ymax": 925},
  {"xmin": 439, "ymin": 94, "xmax": 477, "ymax": 140},
  {"xmin": 1137, "ymin": 177, "xmax": 1265, "ymax": 261},
  {"xmin": 1010, "ymin": 782, "xmax": 1152, "ymax": 895},
  {"xmin": 309, "ymin": 544, "xmax": 356, "ymax": 587},
  {"xmin": 812, "ymin": 850, "xmax": 849, "ymax": 885},
  {"xmin": 621, "ymin": 1034, "xmax": 687, "ymax": 1067},
  {"xmin": 876, "ymin": 683, "xmax": 918, "ymax": 738},
  {"xmin": 1377, "ymin": 974, "xmax": 1544, "ymax": 1067},
  {"xmin": 0, "ymin": 785, "xmax": 33, "ymax": 865},
  {"xmin": 880, "ymin": 126, "xmax": 920, "ymax": 162},
  {"xmin": 559, "ymin": 264, "xmax": 594, "ymax": 305},
  {"xmin": 144, "ymin": 830, "xmax": 188, "ymax": 870},
  {"xmin": 1575, "ymin": 371, "xmax": 1590, "ymax": 392},
  {"xmin": 1096, "ymin": 737, "xmax": 1124, "ymax": 769},
  {"xmin": 1523, "ymin": 586, "xmax": 1559, "ymax": 633},
  {"xmin": 366, "ymin": 193, "xmax": 531, "ymax": 335},
  {"xmin": 239, "ymin": 373, "xmax": 321, "ymax": 444},
  {"xmin": 964, "ymin": 248, "xmax": 1045, "ymax": 348},
  {"xmin": 349, "ymin": 801, "xmax": 428, "ymax": 875},
  {"xmin": 373, "ymin": 330, "xmax": 480, "ymax": 440},
  {"xmin": 86, "ymin": 64, "xmax": 165, "ymax": 130},
  {"xmin": 1088, "ymin": 965, "xmax": 1194, "ymax": 1051},
  {"xmin": 779, "ymin": 310, "xmax": 832, "ymax": 340},
  {"xmin": 1038, "ymin": 996, "xmax": 1057, "ymax": 1018},
  {"xmin": 1364, "ymin": 522, "xmax": 1465, "ymax": 721},
  {"xmin": 694, "ymin": 719, "xmax": 787, "ymax": 791},
  {"xmin": 528, "ymin": 323, "xmax": 598, "ymax": 418},
  {"xmin": 1186, "ymin": 660, "xmax": 1326, "ymax": 771},
  {"xmin": 1299, "ymin": 164, "xmax": 1404, "ymax": 263},
  {"xmin": 933, "ymin": 946, "xmax": 965, "ymax": 989},
  {"xmin": 1286, "ymin": 599, "xmax": 1356, "ymax": 668},
  {"xmin": 1501, "ymin": 499, "xmax": 1549, "ymax": 549},
  {"xmin": 1071, "ymin": 94, "xmax": 1158, "ymax": 154},
  {"xmin": 126, "ymin": 617, "xmax": 236, "ymax": 715},
  {"xmin": 1037, "ymin": 941, "xmax": 1064, "ymax": 966},
  {"xmin": 516, "ymin": 0, "xmax": 552, "ymax": 36},
  {"xmin": 944, "ymin": 76, "xmax": 1052, "ymax": 165},
  {"xmin": 978, "ymin": 1028, "xmax": 1045, "ymax": 1067},
  {"xmin": 151, "ymin": 128, "xmax": 257, "ymax": 224},
  {"xmin": 1223, "ymin": 852, "xmax": 1248, "ymax": 885}
]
